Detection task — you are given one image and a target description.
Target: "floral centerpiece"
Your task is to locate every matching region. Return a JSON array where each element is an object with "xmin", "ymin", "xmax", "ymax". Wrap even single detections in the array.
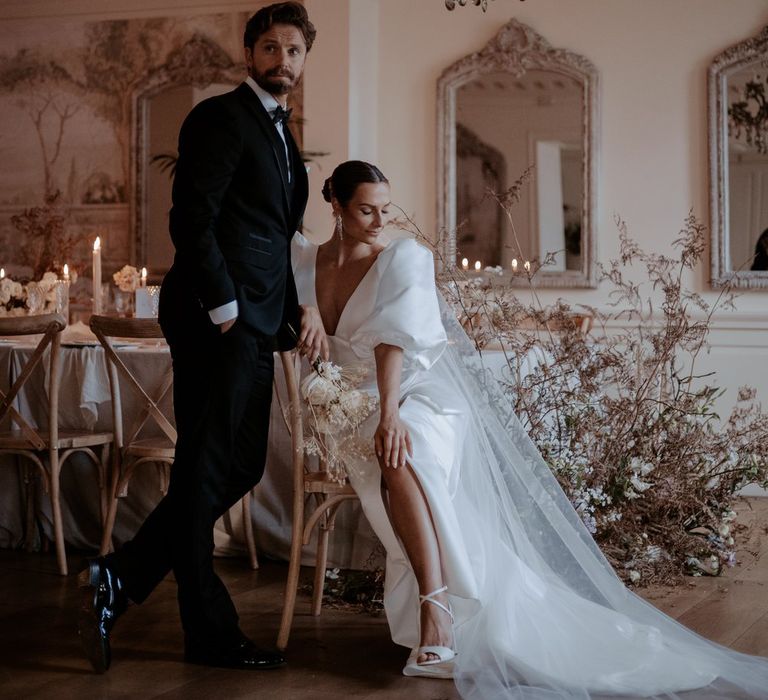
[
  {"xmin": 0, "ymin": 271, "xmax": 68, "ymax": 317},
  {"xmin": 0, "ymin": 276, "xmax": 26, "ymax": 316},
  {"xmin": 300, "ymin": 360, "xmax": 379, "ymax": 483},
  {"xmin": 111, "ymin": 264, "xmax": 141, "ymax": 316},
  {"xmin": 112, "ymin": 265, "xmax": 140, "ymax": 292}
]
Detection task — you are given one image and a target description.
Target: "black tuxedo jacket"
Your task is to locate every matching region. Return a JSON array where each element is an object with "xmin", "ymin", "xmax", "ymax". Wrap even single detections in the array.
[{"xmin": 159, "ymin": 82, "xmax": 307, "ymax": 349}]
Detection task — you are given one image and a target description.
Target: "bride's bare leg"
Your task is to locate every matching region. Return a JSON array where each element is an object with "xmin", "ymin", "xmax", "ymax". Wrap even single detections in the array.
[{"xmin": 380, "ymin": 460, "xmax": 452, "ymax": 664}]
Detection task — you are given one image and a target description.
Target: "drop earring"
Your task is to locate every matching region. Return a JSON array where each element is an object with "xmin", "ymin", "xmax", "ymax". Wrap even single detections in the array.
[{"xmin": 334, "ymin": 214, "xmax": 344, "ymax": 241}]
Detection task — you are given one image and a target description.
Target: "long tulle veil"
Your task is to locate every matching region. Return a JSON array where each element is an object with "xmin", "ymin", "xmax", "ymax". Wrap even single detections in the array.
[{"xmin": 433, "ymin": 294, "xmax": 768, "ymax": 699}]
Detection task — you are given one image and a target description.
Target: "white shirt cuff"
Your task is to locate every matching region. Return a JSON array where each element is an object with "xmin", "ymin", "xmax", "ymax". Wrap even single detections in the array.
[{"xmin": 208, "ymin": 300, "xmax": 238, "ymax": 325}]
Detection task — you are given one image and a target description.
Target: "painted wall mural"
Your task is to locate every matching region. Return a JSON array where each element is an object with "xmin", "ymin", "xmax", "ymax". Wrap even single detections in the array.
[{"xmin": 0, "ymin": 12, "xmax": 251, "ymax": 279}]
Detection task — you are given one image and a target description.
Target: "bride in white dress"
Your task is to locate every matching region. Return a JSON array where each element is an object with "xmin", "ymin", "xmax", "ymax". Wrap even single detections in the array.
[{"xmin": 291, "ymin": 160, "xmax": 768, "ymax": 699}]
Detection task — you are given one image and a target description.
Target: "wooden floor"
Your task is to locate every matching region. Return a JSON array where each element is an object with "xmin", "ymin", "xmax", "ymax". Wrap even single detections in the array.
[{"xmin": 1, "ymin": 497, "xmax": 767, "ymax": 699}]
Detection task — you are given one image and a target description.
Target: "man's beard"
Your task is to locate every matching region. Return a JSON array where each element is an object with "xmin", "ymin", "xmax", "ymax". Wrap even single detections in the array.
[{"xmin": 253, "ymin": 67, "xmax": 296, "ymax": 96}]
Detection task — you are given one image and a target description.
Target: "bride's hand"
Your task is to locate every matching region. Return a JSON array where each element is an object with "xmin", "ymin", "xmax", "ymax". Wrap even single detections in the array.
[
  {"xmin": 374, "ymin": 413, "xmax": 413, "ymax": 469},
  {"xmin": 298, "ymin": 305, "xmax": 329, "ymax": 362}
]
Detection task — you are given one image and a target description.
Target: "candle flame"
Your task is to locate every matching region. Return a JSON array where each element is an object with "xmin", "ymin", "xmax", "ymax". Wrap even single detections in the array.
[
  {"xmin": 94, "ymin": 236, "xmax": 101, "ymax": 252},
  {"xmin": 461, "ymin": 257, "xmax": 469, "ymax": 270},
  {"xmin": 141, "ymin": 267, "xmax": 147, "ymax": 278},
  {"xmin": 511, "ymin": 258, "xmax": 518, "ymax": 270},
  {"xmin": 63, "ymin": 263, "xmax": 69, "ymax": 275},
  {"xmin": 474, "ymin": 260, "xmax": 482, "ymax": 271},
  {"xmin": 0, "ymin": 268, "xmax": 4, "ymax": 279},
  {"xmin": 524, "ymin": 260, "xmax": 531, "ymax": 271}
]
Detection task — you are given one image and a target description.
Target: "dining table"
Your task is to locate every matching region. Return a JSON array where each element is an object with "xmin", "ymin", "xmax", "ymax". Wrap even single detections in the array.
[{"xmin": 0, "ymin": 323, "xmax": 380, "ymax": 571}]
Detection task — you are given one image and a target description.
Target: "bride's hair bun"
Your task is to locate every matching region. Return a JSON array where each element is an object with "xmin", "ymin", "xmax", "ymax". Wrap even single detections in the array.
[
  {"xmin": 321, "ymin": 177, "xmax": 333, "ymax": 203},
  {"xmin": 321, "ymin": 161, "xmax": 389, "ymax": 207}
]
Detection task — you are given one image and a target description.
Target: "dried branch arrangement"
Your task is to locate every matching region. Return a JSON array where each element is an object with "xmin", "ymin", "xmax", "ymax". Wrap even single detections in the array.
[{"xmin": 396, "ymin": 180, "xmax": 768, "ymax": 586}]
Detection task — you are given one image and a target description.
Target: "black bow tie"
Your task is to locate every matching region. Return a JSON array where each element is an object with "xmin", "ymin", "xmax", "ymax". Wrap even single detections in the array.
[{"xmin": 271, "ymin": 105, "xmax": 292, "ymax": 125}]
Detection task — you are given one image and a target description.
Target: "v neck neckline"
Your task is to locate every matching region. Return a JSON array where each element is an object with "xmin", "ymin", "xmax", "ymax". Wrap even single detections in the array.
[{"xmin": 312, "ymin": 244, "xmax": 384, "ymax": 338}]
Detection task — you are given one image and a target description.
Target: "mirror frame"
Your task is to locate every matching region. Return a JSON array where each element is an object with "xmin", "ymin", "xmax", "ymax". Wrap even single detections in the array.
[
  {"xmin": 709, "ymin": 24, "xmax": 768, "ymax": 289},
  {"xmin": 131, "ymin": 34, "xmax": 243, "ymax": 275},
  {"xmin": 437, "ymin": 18, "xmax": 600, "ymax": 288}
]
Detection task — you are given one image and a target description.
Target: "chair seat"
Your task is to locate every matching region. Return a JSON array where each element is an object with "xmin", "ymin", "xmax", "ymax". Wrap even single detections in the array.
[
  {"xmin": 303, "ymin": 472, "xmax": 357, "ymax": 495},
  {"xmin": 125, "ymin": 437, "xmax": 175, "ymax": 460},
  {"xmin": 0, "ymin": 430, "xmax": 112, "ymax": 450}
]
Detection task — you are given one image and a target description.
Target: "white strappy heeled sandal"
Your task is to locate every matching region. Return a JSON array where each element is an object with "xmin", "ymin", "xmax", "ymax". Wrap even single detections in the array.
[{"xmin": 402, "ymin": 585, "xmax": 456, "ymax": 679}]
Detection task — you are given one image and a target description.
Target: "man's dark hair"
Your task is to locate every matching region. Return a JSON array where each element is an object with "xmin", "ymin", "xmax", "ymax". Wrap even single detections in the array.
[{"xmin": 244, "ymin": 2, "xmax": 316, "ymax": 51}]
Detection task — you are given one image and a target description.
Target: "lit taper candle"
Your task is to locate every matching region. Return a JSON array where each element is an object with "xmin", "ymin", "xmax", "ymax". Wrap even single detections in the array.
[{"xmin": 92, "ymin": 237, "xmax": 102, "ymax": 314}]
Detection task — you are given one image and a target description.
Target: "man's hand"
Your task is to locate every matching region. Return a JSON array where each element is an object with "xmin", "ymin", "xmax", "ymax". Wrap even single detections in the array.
[
  {"xmin": 297, "ymin": 305, "xmax": 329, "ymax": 362},
  {"xmin": 219, "ymin": 317, "xmax": 236, "ymax": 334}
]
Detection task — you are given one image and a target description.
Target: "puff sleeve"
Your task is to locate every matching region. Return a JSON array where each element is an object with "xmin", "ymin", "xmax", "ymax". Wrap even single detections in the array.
[{"xmin": 349, "ymin": 238, "xmax": 447, "ymax": 369}]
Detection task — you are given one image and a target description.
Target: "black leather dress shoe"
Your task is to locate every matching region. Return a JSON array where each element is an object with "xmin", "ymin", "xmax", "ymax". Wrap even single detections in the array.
[
  {"xmin": 184, "ymin": 635, "xmax": 286, "ymax": 670},
  {"xmin": 77, "ymin": 557, "xmax": 127, "ymax": 673}
]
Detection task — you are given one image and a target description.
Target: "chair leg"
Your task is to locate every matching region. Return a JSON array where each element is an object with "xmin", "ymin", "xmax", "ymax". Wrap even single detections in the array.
[
  {"xmin": 49, "ymin": 450, "xmax": 67, "ymax": 576},
  {"xmin": 312, "ymin": 500, "xmax": 347, "ymax": 616},
  {"xmin": 99, "ymin": 449, "xmax": 122, "ymax": 556},
  {"xmin": 99, "ymin": 489, "xmax": 120, "ymax": 556},
  {"xmin": 312, "ymin": 522, "xmax": 331, "ymax": 617},
  {"xmin": 277, "ymin": 498, "xmax": 305, "ymax": 651},
  {"xmin": 241, "ymin": 492, "xmax": 259, "ymax": 570},
  {"xmin": 97, "ymin": 443, "xmax": 110, "ymax": 525},
  {"xmin": 22, "ymin": 465, "xmax": 38, "ymax": 552}
]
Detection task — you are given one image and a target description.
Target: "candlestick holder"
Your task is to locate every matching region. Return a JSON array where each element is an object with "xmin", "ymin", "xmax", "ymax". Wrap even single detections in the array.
[
  {"xmin": 53, "ymin": 280, "xmax": 70, "ymax": 323},
  {"xmin": 135, "ymin": 285, "xmax": 160, "ymax": 318}
]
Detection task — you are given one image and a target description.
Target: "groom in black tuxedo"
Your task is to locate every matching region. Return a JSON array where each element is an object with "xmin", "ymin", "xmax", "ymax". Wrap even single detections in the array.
[{"xmin": 78, "ymin": 2, "xmax": 327, "ymax": 673}]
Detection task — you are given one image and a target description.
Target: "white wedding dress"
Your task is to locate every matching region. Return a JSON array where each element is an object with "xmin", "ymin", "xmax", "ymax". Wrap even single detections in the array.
[{"xmin": 292, "ymin": 233, "xmax": 768, "ymax": 699}]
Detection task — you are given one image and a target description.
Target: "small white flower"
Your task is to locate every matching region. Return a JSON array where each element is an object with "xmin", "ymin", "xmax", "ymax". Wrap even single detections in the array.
[
  {"xmin": 38, "ymin": 271, "xmax": 58, "ymax": 291},
  {"xmin": 339, "ymin": 389, "xmax": 366, "ymax": 414},
  {"xmin": 301, "ymin": 373, "xmax": 338, "ymax": 405},
  {"xmin": 629, "ymin": 570, "xmax": 641, "ymax": 583},
  {"xmin": 645, "ymin": 545, "xmax": 662, "ymax": 562},
  {"xmin": 630, "ymin": 474, "xmax": 653, "ymax": 493}
]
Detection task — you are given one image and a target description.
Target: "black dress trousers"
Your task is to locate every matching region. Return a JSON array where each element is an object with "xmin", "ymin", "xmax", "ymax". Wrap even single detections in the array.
[{"xmin": 107, "ymin": 311, "xmax": 274, "ymax": 645}]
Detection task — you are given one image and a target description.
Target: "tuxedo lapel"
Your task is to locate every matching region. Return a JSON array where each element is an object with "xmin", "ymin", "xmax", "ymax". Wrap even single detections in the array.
[
  {"xmin": 284, "ymin": 126, "xmax": 308, "ymax": 229},
  {"xmin": 235, "ymin": 83, "xmax": 292, "ymax": 213}
]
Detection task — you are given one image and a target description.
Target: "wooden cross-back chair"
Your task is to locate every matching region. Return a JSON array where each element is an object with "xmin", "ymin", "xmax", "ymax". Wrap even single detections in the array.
[
  {"xmin": 275, "ymin": 351, "xmax": 359, "ymax": 650},
  {"xmin": 90, "ymin": 315, "xmax": 260, "ymax": 569},
  {"xmin": 0, "ymin": 313, "xmax": 112, "ymax": 575},
  {"xmin": 90, "ymin": 315, "xmax": 175, "ymax": 556}
]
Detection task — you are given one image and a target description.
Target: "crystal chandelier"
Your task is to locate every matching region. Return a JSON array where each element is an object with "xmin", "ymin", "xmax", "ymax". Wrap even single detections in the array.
[
  {"xmin": 728, "ymin": 74, "xmax": 768, "ymax": 155},
  {"xmin": 445, "ymin": 0, "xmax": 496, "ymax": 11}
]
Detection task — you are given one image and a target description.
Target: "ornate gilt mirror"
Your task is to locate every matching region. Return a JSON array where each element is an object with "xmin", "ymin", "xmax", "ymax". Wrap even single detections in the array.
[
  {"xmin": 710, "ymin": 25, "xmax": 768, "ymax": 288},
  {"xmin": 132, "ymin": 35, "xmax": 243, "ymax": 277},
  {"xmin": 437, "ymin": 19, "xmax": 599, "ymax": 287}
]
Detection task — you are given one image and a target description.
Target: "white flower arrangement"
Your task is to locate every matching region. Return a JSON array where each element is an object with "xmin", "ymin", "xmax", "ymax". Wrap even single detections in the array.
[
  {"xmin": 0, "ymin": 273, "xmax": 66, "ymax": 317},
  {"xmin": 300, "ymin": 360, "xmax": 379, "ymax": 483},
  {"xmin": 112, "ymin": 264, "xmax": 140, "ymax": 292}
]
